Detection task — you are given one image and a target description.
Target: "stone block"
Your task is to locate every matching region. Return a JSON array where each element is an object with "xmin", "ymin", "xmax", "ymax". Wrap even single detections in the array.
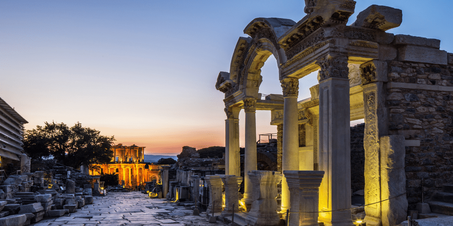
[
  {"xmin": 380, "ymin": 135, "xmax": 408, "ymax": 226},
  {"xmin": 416, "ymin": 203, "xmax": 431, "ymax": 213},
  {"xmin": 353, "ymin": 5, "xmax": 402, "ymax": 31},
  {"xmin": 379, "ymin": 45, "xmax": 397, "ymax": 61},
  {"xmin": 398, "ymin": 45, "xmax": 447, "ymax": 65},
  {"xmin": 0, "ymin": 214, "xmax": 27, "ymax": 226},
  {"xmin": 46, "ymin": 209, "xmax": 66, "ymax": 217},
  {"xmin": 31, "ymin": 211, "xmax": 44, "ymax": 223},
  {"xmin": 4, "ymin": 204, "xmax": 20, "ymax": 214},
  {"xmin": 66, "ymin": 179, "xmax": 75, "ymax": 194},
  {"xmin": 18, "ymin": 203, "xmax": 44, "ymax": 214},
  {"xmin": 448, "ymin": 53, "xmax": 453, "ymax": 65},
  {"xmin": 0, "ymin": 211, "xmax": 8, "ymax": 217},
  {"xmin": 394, "ymin": 35, "xmax": 441, "ymax": 49},
  {"xmin": 63, "ymin": 204, "xmax": 77, "ymax": 213},
  {"xmin": 84, "ymin": 195, "xmax": 93, "ymax": 204},
  {"xmin": 0, "ymin": 201, "xmax": 7, "ymax": 212},
  {"xmin": 83, "ymin": 188, "xmax": 92, "ymax": 196},
  {"xmin": 24, "ymin": 213, "xmax": 34, "ymax": 225}
]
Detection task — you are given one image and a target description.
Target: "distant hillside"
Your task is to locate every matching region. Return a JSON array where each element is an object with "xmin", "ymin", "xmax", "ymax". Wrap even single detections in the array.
[{"xmin": 144, "ymin": 155, "xmax": 177, "ymax": 163}]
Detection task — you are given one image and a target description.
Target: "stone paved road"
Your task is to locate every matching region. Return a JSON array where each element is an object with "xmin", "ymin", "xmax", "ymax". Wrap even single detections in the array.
[{"xmin": 31, "ymin": 192, "xmax": 226, "ymax": 226}]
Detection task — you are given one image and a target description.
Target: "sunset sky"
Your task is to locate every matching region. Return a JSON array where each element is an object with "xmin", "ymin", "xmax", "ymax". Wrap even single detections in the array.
[{"xmin": 1, "ymin": 0, "xmax": 452, "ymax": 155}]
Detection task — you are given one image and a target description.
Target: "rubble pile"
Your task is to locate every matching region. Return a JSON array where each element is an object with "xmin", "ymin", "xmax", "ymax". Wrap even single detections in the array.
[{"xmin": 0, "ymin": 164, "xmax": 103, "ymax": 226}]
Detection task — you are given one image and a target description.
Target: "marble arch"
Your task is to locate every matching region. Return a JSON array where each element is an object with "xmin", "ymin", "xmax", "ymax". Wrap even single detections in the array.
[{"xmin": 214, "ymin": 0, "xmax": 453, "ymax": 225}]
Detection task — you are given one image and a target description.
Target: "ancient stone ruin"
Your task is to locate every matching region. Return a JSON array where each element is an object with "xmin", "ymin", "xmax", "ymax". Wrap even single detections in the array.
[
  {"xmin": 0, "ymin": 163, "xmax": 100, "ymax": 225},
  {"xmin": 211, "ymin": 0, "xmax": 453, "ymax": 225}
]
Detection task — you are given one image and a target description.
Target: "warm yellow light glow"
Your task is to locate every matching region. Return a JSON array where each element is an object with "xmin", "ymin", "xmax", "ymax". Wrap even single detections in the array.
[
  {"xmin": 354, "ymin": 219, "xmax": 363, "ymax": 225},
  {"xmin": 171, "ymin": 189, "xmax": 179, "ymax": 202},
  {"xmin": 48, "ymin": 184, "xmax": 53, "ymax": 189},
  {"xmin": 222, "ymin": 194, "xmax": 226, "ymax": 208}
]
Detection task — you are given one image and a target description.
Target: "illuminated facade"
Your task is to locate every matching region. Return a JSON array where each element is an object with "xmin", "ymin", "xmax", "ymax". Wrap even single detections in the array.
[{"xmin": 90, "ymin": 144, "xmax": 160, "ymax": 189}]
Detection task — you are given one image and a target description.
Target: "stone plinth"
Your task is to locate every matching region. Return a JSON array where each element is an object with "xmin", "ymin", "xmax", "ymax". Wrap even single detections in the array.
[
  {"xmin": 221, "ymin": 175, "xmax": 242, "ymax": 216},
  {"xmin": 285, "ymin": 170, "xmax": 324, "ymax": 226},
  {"xmin": 205, "ymin": 175, "xmax": 223, "ymax": 214},
  {"xmin": 247, "ymin": 170, "xmax": 282, "ymax": 226}
]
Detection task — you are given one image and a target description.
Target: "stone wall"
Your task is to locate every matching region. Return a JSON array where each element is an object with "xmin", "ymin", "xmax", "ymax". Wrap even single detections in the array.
[
  {"xmin": 387, "ymin": 61, "xmax": 453, "ymax": 209},
  {"xmin": 351, "ymin": 123, "xmax": 365, "ymax": 193}
]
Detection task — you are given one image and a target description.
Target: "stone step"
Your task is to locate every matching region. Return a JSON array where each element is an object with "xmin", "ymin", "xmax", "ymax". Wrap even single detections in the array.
[
  {"xmin": 431, "ymin": 192, "xmax": 453, "ymax": 204},
  {"xmin": 443, "ymin": 184, "xmax": 453, "ymax": 193},
  {"xmin": 428, "ymin": 201, "xmax": 453, "ymax": 215}
]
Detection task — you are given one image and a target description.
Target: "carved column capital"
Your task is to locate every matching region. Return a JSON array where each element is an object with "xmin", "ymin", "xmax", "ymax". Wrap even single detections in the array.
[
  {"xmin": 243, "ymin": 98, "xmax": 256, "ymax": 113},
  {"xmin": 281, "ymin": 77, "xmax": 299, "ymax": 97},
  {"xmin": 360, "ymin": 61, "xmax": 377, "ymax": 85},
  {"xmin": 316, "ymin": 53, "xmax": 349, "ymax": 82}
]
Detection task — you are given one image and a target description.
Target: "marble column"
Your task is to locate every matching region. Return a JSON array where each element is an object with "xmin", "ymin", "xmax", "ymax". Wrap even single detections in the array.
[
  {"xmin": 243, "ymin": 97, "xmax": 257, "ymax": 205},
  {"xmin": 221, "ymin": 175, "xmax": 242, "ymax": 216},
  {"xmin": 316, "ymin": 53, "xmax": 353, "ymax": 225},
  {"xmin": 162, "ymin": 165, "xmax": 170, "ymax": 198},
  {"xmin": 225, "ymin": 107, "xmax": 241, "ymax": 176},
  {"xmin": 281, "ymin": 77, "xmax": 300, "ymax": 212},
  {"xmin": 206, "ymin": 175, "xmax": 223, "ymax": 214},
  {"xmin": 247, "ymin": 171, "xmax": 282, "ymax": 226},
  {"xmin": 285, "ymin": 170, "xmax": 325, "ymax": 226}
]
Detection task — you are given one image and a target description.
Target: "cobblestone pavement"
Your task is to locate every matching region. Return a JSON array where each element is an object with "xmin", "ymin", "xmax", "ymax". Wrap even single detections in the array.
[{"xmin": 31, "ymin": 192, "xmax": 226, "ymax": 226}]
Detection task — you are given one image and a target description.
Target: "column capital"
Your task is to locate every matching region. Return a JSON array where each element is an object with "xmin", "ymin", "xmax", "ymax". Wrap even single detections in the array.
[
  {"xmin": 316, "ymin": 53, "xmax": 349, "ymax": 82},
  {"xmin": 281, "ymin": 77, "xmax": 299, "ymax": 97},
  {"xmin": 225, "ymin": 106, "xmax": 241, "ymax": 119},
  {"xmin": 243, "ymin": 98, "xmax": 256, "ymax": 113}
]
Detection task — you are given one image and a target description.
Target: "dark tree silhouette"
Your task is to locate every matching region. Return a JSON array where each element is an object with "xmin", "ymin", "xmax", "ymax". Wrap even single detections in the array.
[
  {"xmin": 23, "ymin": 122, "xmax": 115, "ymax": 169},
  {"xmin": 157, "ymin": 158, "xmax": 176, "ymax": 164}
]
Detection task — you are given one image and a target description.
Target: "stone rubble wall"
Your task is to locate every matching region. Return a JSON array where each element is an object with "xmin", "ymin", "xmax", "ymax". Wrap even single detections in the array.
[{"xmin": 387, "ymin": 61, "xmax": 453, "ymax": 209}]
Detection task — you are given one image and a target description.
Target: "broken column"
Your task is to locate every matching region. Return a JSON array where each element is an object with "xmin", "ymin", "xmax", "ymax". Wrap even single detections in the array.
[
  {"xmin": 221, "ymin": 175, "xmax": 242, "ymax": 216},
  {"xmin": 285, "ymin": 170, "xmax": 324, "ymax": 226},
  {"xmin": 205, "ymin": 175, "xmax": 223, "ymax": 214},
  {"xmin": 380, "ymin": 135, "xmax": 407, "ymax": 226},
  {"xmin": 161, "ymin": 165, "xmax": 170, "ymax": 198},
  {"xmin": 247, "ymin": 171, "xmax": 282, "ymax": 226}
]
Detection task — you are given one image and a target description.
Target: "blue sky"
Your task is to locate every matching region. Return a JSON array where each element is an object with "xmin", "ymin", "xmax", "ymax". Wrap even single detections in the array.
[{"xmin": 1, "ymin": 0, "xmax": 452, "ymax": 154}]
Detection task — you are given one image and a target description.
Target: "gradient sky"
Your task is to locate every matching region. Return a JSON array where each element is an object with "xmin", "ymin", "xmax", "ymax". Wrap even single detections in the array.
[{"xmin": 1, "ymin": 0, "xmax": 452, "ymax": 155}]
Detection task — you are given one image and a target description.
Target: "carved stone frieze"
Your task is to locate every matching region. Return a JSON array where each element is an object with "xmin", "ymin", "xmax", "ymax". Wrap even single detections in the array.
[
  {"xmin": 243, "ymin": 98, "xmax": 257, "ymax": 113},
  {"xmin": 316, "ymin": 53, "xmax": 349, "ymax": 81},
  {"xmin": 280, "ymin": 17, "xmax": 325, "ymax": 51},
  {"xmin": 349, "ymin": 40, "xmax": 378, "ymax": 49},
  {"xmin": 344, "ymin": 26, "xmax": 376, "ymax": 42},
  {"xmin": 360, "ymin": 61, "xmax": 377, "ymax": 85},
  {"xmin": 298, "ymin": 109, "xmax": 313, "ymax": 125},
  {"xmin": 281, "ymin": 77, "xmax": 299, "ymax": 97},
  {"xmin": 364, "ymin": 90, "xmax": 381, "ymax": 219},
  {"xmin": 348, "ymin": 63, "xmax": 362, "ymax": 87}
]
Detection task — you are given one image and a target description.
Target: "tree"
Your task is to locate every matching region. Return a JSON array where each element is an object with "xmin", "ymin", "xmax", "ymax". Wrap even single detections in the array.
[
  {"xmin": 157, "ymin": 158, "xmax": 176, "ymax": 164},
  {"xmin": 23, "ymin": 122, "xmax": 115, "ymax": 168}
]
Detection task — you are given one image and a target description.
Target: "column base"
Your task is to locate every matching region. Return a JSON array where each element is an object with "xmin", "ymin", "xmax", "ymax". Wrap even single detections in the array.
[{"xmin": 364, "ymin": 215, "xmax": 381, "ymax": 226}]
